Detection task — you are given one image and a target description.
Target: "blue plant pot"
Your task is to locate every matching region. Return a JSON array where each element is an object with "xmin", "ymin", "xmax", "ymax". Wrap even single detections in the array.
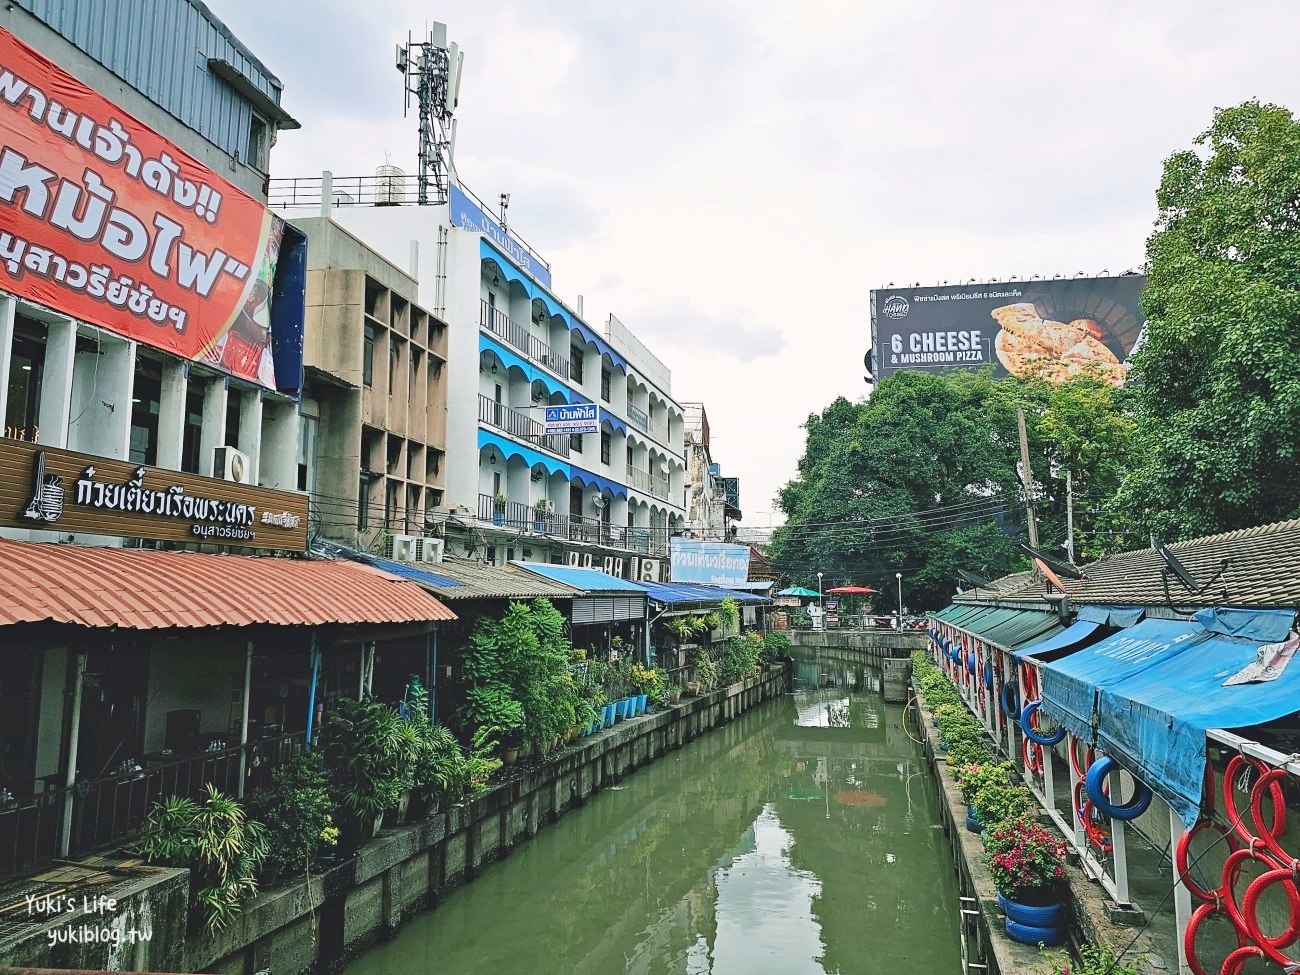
[
  {"xmin": 617, "ymin": 698, "xmax": 631, "ymax": 720},
  {"xmin": 966, "ymin": 805, "xmax": 982, "ymax": 833},
  {"xmin": 997, "ymin": 892, "xmax": 1065, "ymax": 929},
  {"xmin": 1004, "ymin": 917, "xmax": 1066, "ymax": 947},
  {"xmin": 637, "ymin": 694, "xmax": 648, "ymax": 715},
  {"xmin": 603, "ymin": 704, "xmax": 616, "ymax": 728}
]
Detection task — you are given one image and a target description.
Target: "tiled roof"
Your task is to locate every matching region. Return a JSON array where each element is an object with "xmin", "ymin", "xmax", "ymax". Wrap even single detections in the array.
[
  {"xmin": 1072, "ymin": 519, "xmax": 1300, "ymax": 610},
  {"xmin": 0, "ymin": 539, "xmax": 456, "ymax": 629}
]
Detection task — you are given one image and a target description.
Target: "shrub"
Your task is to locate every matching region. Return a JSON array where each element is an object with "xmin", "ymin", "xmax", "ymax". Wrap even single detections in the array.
[
  {"xmin": 135, "ymin": 785, "xmax": 266, "ymax": 930},
  {"xmin": 715, "ymin": 635, "xmax": 761, "ymax": 686},
  {"xmin": 973, "ymin": 781, "xmax": 1036, "ymax": 825},
  {"xmin": 692, "ymin": 650, "xmax": 719, "ymax": 691},
  {"xmin": 246, "ymin": 753, "xmax": 335, "ymax": 881},
  {"xmin": 760, "ymin": 631, "xmax": 791, "ymax": 664},
  {"xmin": 982, "ymin": 816, "xmax": 1067, "ymax": 898},
  {"xmin": 1039, "ymin": 943, "xmax": 1140, "ymax": 975},
  {"xmin": 955, "ymin": 761, "xmax": 1014, "ymax": 807},
  {"xmin": 318, "ymin": 696, "xmax": 411, "ymax": 834}
]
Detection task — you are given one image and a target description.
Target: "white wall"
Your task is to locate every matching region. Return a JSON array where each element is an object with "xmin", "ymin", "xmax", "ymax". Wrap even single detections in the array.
[{"xmin": 141, "ymin": 635, "xmax": 243, "ymax": 753}]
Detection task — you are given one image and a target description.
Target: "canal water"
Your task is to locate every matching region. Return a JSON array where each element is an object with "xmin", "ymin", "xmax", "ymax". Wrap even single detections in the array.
[{"xmin": 347, "ymin": 652, "xmax": 961, "ymax": 975}]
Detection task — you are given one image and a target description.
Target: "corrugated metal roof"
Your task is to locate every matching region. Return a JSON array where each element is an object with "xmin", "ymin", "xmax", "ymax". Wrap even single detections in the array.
[
  {"xmin": 418, "ymin": 557, "xmax": 580, "ymax": 600},
  {"xmin": 629, "ymin": 581, "xmax": 767, "ymax": 606},
  {"xmin": 511, "ymin": 562, "xmax": 647, "ymax": 594},
  {"xmin": 355, "ymin": 553, "xmax": 467, "ymax": 592},
  {"xmin": 0, "ymin": 539, "xmax": 455, "ymax": 629}
]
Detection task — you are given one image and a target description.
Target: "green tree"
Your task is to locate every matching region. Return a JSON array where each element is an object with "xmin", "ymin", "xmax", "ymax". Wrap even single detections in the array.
[
  {"xmin": 1113, "ymin": 100, "xmax": 1300, "ymax": 543},
  {"xmin": 770, "ymin": 369, "xmax": 1136, "ymax": 608}
]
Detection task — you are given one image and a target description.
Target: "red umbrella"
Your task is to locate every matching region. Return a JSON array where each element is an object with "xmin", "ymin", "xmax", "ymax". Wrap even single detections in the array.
[{"xmin": 825, "ymin": 585, "xmax": 879, "ymax": 595}]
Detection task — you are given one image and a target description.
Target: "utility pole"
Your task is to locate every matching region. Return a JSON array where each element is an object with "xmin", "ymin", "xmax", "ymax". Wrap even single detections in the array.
[
  {"xmin": 1016, "ymin": 409, "xmax": 1039, "ymax": 549},
  {"xmin": 1066, "ymin": 470, "xmax": 1075, "ymax": 564}
]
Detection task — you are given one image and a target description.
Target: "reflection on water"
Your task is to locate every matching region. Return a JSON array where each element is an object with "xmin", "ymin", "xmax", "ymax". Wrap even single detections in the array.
[{"xmin": 346, "ymin": 652, "xmax": 960, "ymax": 975}]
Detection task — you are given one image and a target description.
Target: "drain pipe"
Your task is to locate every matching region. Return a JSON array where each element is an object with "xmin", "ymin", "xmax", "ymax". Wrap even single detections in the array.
[
  {"xmin": 304, "ymin": 636, "xmax": 321, "ymax": 753},
  {"xmin": 58, "ymin": 650, "xmax": 87, "ymax": 858}
]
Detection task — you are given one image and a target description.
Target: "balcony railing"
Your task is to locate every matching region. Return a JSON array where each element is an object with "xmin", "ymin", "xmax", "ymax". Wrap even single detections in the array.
[
  {"xmin": 627, "ymin": 403, "xmax": 649, "ymax": 433},
  {"xmin": 649, "ymin": 415, "xmax": 671, "ymax": 443},
  {"xmin": 479, "ymin": 394, "xmax": 570, "ymax": 457},
  {"xmin": 476, "ymin": 494, "xmax": 668, "ymax": 556},
  {"xmin": 626, "ymin": 465, "xmax": 653, "ymax": 492},
  {"xmin": 481, "ymin": 301, "xmax": 570, "ymax": 381},
  {"xmin": 0, "ymin": 732, "xmax": 304, "ymax": 879},
  {"xmin": 650, "ymin": 474, "xmax": 671, "ymax": 499}
]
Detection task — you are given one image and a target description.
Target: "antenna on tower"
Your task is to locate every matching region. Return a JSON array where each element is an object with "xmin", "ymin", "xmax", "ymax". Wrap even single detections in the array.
[{"xmin": 396, "ymin": 22, "xmax": 463, "ymax": 205}]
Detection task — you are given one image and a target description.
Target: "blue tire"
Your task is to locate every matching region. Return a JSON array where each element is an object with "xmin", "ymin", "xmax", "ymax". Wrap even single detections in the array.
[
  {"xmin": 983, "ymin": 661, "xmax": 994, "ymax": 690},
  {"xmin": 1085, "ymin": 756, "xmax": 1154, "ymax": 821},
  {"xmin": 998, "ymin": 892, "xmax": 1065, "ymax": 928},
  {"xmin": 966, "ymin": 650, "xmax": 976, "ymax": 674},
  {"xmin": 1005, "ymin": 918, "xmax": 1067, "ymax": 947},
  {"xmin": 966, "ymin": 805, "xmax": 982, "ymax": 833},
  {"xmin": 1020, "ymin": 700, "xmax": 1066, "ymax": 746},
  {"xmin": 1000, "ymin": 682, "xmax": 1021, "ymax": 720}
]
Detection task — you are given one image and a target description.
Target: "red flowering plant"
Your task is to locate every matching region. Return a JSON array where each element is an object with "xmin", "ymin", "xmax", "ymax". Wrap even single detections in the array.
[{"xmin": 982, "ymin": 815, "xmax": 1068, "ymax": 903}]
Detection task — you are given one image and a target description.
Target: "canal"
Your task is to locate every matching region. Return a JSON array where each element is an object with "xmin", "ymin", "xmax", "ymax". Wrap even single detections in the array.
[{"xmin": 346, "ymin": 652, "xmax": 961, "ymax": 975}]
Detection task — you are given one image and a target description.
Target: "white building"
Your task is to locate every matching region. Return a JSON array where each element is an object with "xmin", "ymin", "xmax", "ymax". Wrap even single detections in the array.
[{"xmin": 280, "ymin": 177, "xmax": 688, "ymax": 572}]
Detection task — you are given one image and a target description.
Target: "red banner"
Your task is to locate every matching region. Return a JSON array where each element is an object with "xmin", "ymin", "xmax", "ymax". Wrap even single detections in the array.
[{"xmin": 0, "ymin": 27, "xmax": 284, "ymax": 388}]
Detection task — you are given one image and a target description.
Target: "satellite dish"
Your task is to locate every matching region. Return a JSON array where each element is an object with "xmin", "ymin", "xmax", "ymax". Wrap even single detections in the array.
[
  {"xmin": 1152, "ymin": 537, "xmax": 1198, "ymax": 591},
  {"xmin": 1018, "ymin": 544, "xmax": 1084, "ymax": 580},
  {"xmin": 957, "ymin": 568, "xmax": 994, "ymax": 589},
  {"xmin": 592, "ymin": 495, "xmax": 608, "ymax": 509}
]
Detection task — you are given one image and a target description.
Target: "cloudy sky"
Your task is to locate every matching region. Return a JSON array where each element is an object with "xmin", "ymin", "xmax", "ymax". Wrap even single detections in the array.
[{"xmin": 214, "ymin": 0, "xmax": 1298, "ymax": 526}]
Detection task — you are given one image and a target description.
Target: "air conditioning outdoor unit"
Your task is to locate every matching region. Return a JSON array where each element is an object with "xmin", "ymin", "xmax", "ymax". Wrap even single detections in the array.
[
  {"xmin": 213, "ymin": 446, "xmax": 252, "ymax": 484},
  {"xmin": 638, "ymin": 558, "xmax": 661, "ymax": 582},
  {"xmin": 414, "ymin": 537, "xmax": 444, "ymax": 563},
  {"xmin": 384, "ymin": 533, "xmax": 420, "ymax": 562},
  {"xmin": 567, "ymin": 551, "xmax": 581, "ymax": 567}
]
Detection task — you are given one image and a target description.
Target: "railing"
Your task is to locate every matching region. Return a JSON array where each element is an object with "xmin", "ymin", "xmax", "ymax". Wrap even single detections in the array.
[
  {"xmin": 478, "ymin": 394, "xmax": 570, "ymax": 457},
  {"xmin": 626, "ymin": 465, "xmax": 653, "ymax": 493},
  {"xmin": 476, "ymin": 494, "xmax": 667, "ymax": 555},
  {"xmin": 0, "ymin": 732, "xmax": 304, "ymax": 879},
  {"xmin": 481, "ymin": 301, "xmax": 570, "ymax": 381},
  {"xmin": 649, "ymin": 415, "xmax": 671, "ymax": 443},
  {"xmin": 650, "ymin": 473, "xmax": 670, "ymax": 499},
  {"xmin": 627, "ymin": 403, "xmax": 649, "ymax": 433}
]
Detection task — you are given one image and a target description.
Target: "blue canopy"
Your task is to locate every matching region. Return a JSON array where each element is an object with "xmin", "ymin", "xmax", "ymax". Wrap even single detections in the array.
[
  {"xmin": 1097, "ymin": 608, "xmax": 1295, "ymax": 826},
  {"xmin": 512, "ymin": 561, "xmax": 646, "ymax": 594},
  {"xmin": 1013, "ymin": 619, "xmax": 1103, "ymax": 660},
  {"xmin": 570, "ymin": 466, "xmax": 629, "ymax": 499},
  {"xmin": 1040, "ymin": 618, "xmax": 1204, "ymax": 741},
  {"xmin": 479, "ymin": 334, "xmax": 573, "ymax": 401},
  {"xmin": 477, "ymin": 430, "xmax": 571, "ymax": 478},
  {"xmin": 630, "ymin": 580, "xmax": 766, "ymax": 606},
  {"xmin": 1077, "ymin": 604, "xmax": 1145, "ymax": 628}
]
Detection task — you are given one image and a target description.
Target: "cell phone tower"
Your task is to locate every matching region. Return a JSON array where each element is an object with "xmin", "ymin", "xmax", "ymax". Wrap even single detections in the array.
[{"xmin": 396, "ymin": 23, "xmax": 463, "ymax": 205}]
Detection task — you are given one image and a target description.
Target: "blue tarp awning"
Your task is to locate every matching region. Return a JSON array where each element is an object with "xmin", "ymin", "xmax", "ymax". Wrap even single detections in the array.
[
  {"xmin": 512, "ymin": 561, "xmax": 647, "ymax": 594},
  {"xmin": 1040, "ymin": 618, "xmax": 1204, "ymax": 742},
  {"xmin": 1077, "ymin": 604, "xmax": 1145, "ymax": 628},
  {"xmin": 630, "ymin": 580, "xmax": 766, "ymax": 606},
  {"xmin": 1097, "ymin": 608, "xmax": 1295, "ymax": 826},
  {"xmin": 1013, "ymin": 619, "xmax": 1103, "ymax": 660},
  {"xmin": 477, "ymin": 430, "xmax": 570, "ymax": 478},
  {"xmin": 570, "ymin": 466, "xmax": 629, "ymax": 499}
]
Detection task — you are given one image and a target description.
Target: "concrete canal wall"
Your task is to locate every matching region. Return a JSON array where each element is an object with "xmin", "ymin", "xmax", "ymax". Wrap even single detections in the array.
[
  {"xmin": 912, "ymin": 679, "xmax": 1166, "ymax": 975},
  {"xmin": 0, "ymin": 668, "xmax": 786, "ymax": 974},
  {"xmin": 788, "ymin": 630, "xmax": 924, "ymax": 702}
]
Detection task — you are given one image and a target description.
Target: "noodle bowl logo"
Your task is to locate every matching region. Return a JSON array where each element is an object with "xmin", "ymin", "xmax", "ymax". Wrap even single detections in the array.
[{"xmin": 882, "ymin": 296, "xmax": 909, "ymax": 320}]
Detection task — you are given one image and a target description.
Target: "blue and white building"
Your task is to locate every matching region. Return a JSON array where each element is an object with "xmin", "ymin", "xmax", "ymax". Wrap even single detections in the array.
[{"xmin": 279, "ymin": 178, "xmax": 688, "ymax": 574}]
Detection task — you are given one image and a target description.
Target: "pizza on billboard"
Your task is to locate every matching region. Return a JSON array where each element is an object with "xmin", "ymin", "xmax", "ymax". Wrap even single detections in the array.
[
  {"xmin": 872, "ymin": 276, "xmax": 1145, "ymax": 387},
  {"xmin": 0, "ymin": 27, "xmax": 290, "ymax": 390}
]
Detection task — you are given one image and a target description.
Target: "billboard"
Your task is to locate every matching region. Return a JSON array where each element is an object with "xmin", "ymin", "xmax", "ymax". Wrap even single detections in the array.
[
  {"xmin": 0, "ymin": 27, "xmax": 305, "ymax": 393},
  {"xmin": 544, "ymin": 403, "xmax": 599, "ymax": 435},
  {"xmin": 670, "ymin": 539, "xmax": 750, "ymax": 587},
  {"xmin": 870, "ymin": 276, "xmax": 1145, "ymax": 387}
]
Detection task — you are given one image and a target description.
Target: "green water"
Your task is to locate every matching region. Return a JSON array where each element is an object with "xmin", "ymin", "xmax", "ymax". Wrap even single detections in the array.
[{"xmin": 347, "ymin": 654, "xmax": 961, "ymax": 975}]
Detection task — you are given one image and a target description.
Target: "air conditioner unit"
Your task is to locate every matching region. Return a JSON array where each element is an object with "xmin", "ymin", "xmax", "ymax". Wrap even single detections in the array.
[
  {"xmin": 384, "ymin": 533, "xmax": 420, "ymax": 562},
  {"xmin": 414, "ymin": 537, "xmax": 444, "ymax": 563},
  {"xmin": 567, "ymin": 551, "xmax": 581, "ymax": 567},
  {"xmin": 213, "ymin": 446, "xmax": 252, "ymax": 484},
  {"xmin": 638, "ymin": 558, "xmax": 661, "ymax": 582}
]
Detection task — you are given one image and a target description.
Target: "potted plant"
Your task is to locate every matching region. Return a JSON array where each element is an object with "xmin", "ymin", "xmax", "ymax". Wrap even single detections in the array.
[
  {"xmin": 246, "ymin": 752, "xmax": 337, "ymax": 885},
  {"xmin": 493, "ymin": 490, "xmax": 508, "ymax": 525},
  {"xmin": 983, "ymin": 816, "xmax": 1069, "ymax": 945},
  {"xmin": 317, "ymin": 696, "xmax": 410, "ymax": 849},
  {"xmin": 533, "ymin": 497, "xmax": 552, "ymax": 531}
]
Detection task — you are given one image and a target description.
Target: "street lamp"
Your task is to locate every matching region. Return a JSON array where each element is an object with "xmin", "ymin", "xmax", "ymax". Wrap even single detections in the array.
[
  {"xmin": 896, "ymin": 572, "xmax": 904, "ymax": 628},
  {"xmin": 817, "ymin": 571, "xmax": 824, "ymax": 610}
]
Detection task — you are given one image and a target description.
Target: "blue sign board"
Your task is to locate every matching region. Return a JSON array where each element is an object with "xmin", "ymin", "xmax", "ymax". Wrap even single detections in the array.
[
  {"xmin": 545, "ymin": 403, "xmax": 599, "ymax": 435},
  {"xmin": 669, "ymin": 540, "xmax": 751, "ymax": 587},
  {"xmin": 449, "ymin": 184, "xmax": 553, "ymax": 291}
]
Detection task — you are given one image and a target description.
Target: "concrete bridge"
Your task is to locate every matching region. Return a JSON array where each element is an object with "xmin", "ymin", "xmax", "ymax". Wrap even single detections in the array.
[{"xmin": 786, "ymin": 628, "xmax": 925, "ymax": 702}]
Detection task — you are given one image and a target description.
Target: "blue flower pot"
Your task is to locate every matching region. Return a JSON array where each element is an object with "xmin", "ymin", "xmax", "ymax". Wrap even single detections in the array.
[
  {"xmin": 966, "ymin": 805, "xmax": 982, "ymax": 833},
  {"xmin": 997, "ymin": 892, "xmax": 1065, "ymax": 929},
  {"xmin": 1004, "ymin": 917, "xmax": 1066, "ymax": 947},
  {"xmin": 636, "ymin": 694, "xmax": 648, "ymax": 715},
  {"xmin": 617, "ymin": 698, "xmax": 631, "ymax": 720},
  {"xmin": 603, "ymin": 704, "xmax": 616, "ymax": 728}
]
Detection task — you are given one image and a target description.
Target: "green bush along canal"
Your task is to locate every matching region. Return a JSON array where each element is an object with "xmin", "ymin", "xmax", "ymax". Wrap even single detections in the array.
[{"xmin": 346, "ymin": 652, "xmax": 961, "ymax": 974}]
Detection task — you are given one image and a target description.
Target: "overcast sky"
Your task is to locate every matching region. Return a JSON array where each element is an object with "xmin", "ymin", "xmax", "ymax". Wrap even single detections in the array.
[{"xmin": 213, "ymin": 0, "xmax": 1298, "ymax": 527}]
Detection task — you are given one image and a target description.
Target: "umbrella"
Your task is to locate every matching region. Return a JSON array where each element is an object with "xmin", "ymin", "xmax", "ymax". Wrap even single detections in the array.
[
  {"xmin": 825, "ymin": 585, "xmax": 879, "ymax": 595},
  {"xmin": 776, "ymin": 586, "xmax": 821, "ymax": 597}
]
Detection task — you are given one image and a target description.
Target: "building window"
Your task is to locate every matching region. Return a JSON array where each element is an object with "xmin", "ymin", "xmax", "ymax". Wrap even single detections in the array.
[
  {"xmin": 181, "ymin": 384, "xmax": 204, "ymax": 473},
  {"xmin": 128, "ymin": 368, "xmax": 161, "ymax": 466},
  {"xmin": 570, "ymin": 433, "xmax": 583, "ymax": 453},
  {"xmin": 388, "ymin": 340, "xmax": 399, "ymax": 393},
  {"xmin": 298, "ymin": 413, "xmax": 318, "ymax": 493},
  {"xmin": 246, "ymin": 116, "xmax": 268, "ymax": 170},
  {"xmin": 5, "ymin": 327, "xmax": 44, "ymax": 439},
  {"xmin": 363, "ymin": 326, "xmax": 376, "ymax": 386},
  {"xmin": 600, "ymin": 366, "xmax": 611, "ymax": 402},
  {"xmin": 600, "ymin": 431, "xmax": 611, "ymax": 465},
  {"xmin": 358, "ymin": 475, "xmax": 370, "ymax": 530},
  {"xmin": 571, "ymin": 346, "xmax": 584, "ymax": 384}
]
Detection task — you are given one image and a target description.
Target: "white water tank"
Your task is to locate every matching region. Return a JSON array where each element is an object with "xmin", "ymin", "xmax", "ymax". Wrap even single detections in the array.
[{"xmin": 375, "ymin": 164, "xmax": 406, "ymax": 205}]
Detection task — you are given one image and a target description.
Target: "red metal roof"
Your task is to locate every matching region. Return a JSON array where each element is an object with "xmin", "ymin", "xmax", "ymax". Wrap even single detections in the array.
[{"xmin": 0, "ymin": 538, "xmax": 456, "ymax": 629}]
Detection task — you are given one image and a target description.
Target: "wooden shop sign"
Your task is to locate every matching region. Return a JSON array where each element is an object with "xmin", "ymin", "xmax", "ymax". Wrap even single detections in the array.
[{"xmin": 0, "ymin": 438, "xmax": 308, "ymax": 551}]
